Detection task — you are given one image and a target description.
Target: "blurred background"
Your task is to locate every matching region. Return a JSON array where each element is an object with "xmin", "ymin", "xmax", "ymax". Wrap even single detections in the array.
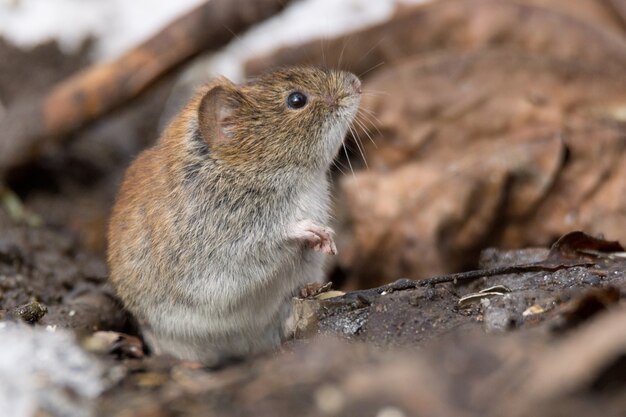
[{"xmin": 1, "ymin": 1, "xmax": 626, "ymax": 417}]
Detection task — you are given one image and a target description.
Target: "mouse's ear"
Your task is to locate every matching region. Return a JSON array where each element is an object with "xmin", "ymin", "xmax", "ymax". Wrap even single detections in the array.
[{"xmin": 198, "ymin": 82, "xmax": 240, "ymax": 146}]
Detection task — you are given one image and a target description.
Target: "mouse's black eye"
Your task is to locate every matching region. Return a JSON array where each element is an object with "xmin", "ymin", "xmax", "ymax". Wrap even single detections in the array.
[{"xmin": 287, "ymin": 91, "xmax": 308, "ymax": 109}]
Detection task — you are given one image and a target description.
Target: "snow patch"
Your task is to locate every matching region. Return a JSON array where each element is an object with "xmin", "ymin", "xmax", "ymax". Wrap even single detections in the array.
[
  {"xmin": 0, "ymin": 323, "xmax": 107, "ymax": 417},
  {"xmin": 0, "ymin": 0, "xmax": 204, "ymax": 58}
]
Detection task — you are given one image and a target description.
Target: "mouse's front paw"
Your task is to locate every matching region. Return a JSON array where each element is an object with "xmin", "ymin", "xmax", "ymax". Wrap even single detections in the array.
[{"xmin": 290, "ymin": 220, "xmax": 337, "ymax": 255}]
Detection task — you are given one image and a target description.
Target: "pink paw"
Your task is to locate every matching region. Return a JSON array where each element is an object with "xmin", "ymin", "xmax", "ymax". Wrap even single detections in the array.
[{"xmin": 291, "ymin": 220, "xmax": 337, "ymax": 255}]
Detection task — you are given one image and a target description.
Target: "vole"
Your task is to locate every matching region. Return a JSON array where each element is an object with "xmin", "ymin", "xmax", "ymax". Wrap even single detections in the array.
[{"xmin": 107, "ymin": 67, "xmax": 361, "ymax": 364}]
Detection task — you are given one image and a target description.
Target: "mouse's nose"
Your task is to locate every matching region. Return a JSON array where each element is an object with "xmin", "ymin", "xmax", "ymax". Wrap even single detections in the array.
[{"xmin": 348, "ymin": 74, "xmax": 362, "ymax": 95}]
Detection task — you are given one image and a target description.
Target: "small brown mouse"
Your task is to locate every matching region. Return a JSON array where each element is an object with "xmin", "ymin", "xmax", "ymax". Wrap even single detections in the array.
[{"xmin": 107, "ymin": 67, "xmax": 361, "ymax": 364}]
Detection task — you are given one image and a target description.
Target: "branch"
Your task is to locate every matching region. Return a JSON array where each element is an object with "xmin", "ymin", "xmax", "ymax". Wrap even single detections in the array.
[{"xmin": 344, "ymin": 262, "xmax": 595, "ymax": 301}]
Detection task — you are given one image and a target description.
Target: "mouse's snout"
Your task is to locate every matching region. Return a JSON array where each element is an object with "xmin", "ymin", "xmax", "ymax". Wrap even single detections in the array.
[{"xmin": 348, "ymin": 74, "xmax": 362, "ymax": 95}]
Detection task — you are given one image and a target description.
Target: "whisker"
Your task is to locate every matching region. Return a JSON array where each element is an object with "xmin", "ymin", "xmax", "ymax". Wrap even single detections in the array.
[
  {"xmin": 338, "ymin": 35, "xmax": 350, "ymax": 70},
  {"xmin": 331, "ymin": 157, "xmax": 347, "ymax": 176},
  {"xmin": 358, "ymin": 61, "xmax": 385, "ymax": 78},
  {"xmin": 360, "ymin": 89, "xmax": 390, "ymax": 97},
  {"xmin": 355, "ymin": 36, "xmax": 386, "ymax": 67},
  {"xmin": 359, "ymin": 105, "xmax": 382, "ymax": 114},
  {"xmin": 357, "ymin": 120, "xmax": 382, "ymax": 145},
  {"xmin": 358, "ymin": 107, "xmax": 384, "ymax": 126},
  {"xmin": 221, "ymin": 23, "xmax": 246, "ymax": 46},
  {"xmin": 342, "ymin": 142, "xmax": 356, "ymax": 180},
  {"xmin": 357, "ymin": 107, "xmax": 384, "ymax": 134},
  {"xmin": 355, "ymin": 119, "xmax": 383, "ymax": 141},
  {"xmin": 348, "ymin": 124, "xmax": 368, "ymax": 169},
  {"xmin": 353, "ymin": 115, "xmax": 378, "ymax": 148}
]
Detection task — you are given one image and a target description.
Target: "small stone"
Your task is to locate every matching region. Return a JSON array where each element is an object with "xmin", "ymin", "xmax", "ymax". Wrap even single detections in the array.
[
  {"xmin": 376, "ymin": 406, "xmax": 406, "ymax": 417},
  {"xmin": 315, "ymin": 384, "xmax": 345, "ymax": 415},
  {"xmin": 522, "ymin": 304, "xmax": 545, "ymax": 317},
  {"xmin": 10, "ymin": 301, "xmax": 47, "ymax": 323}
]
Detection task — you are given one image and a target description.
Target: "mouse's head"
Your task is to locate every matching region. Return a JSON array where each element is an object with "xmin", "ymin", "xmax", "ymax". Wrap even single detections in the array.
[{"xmin": 196, "ymin": 67, "xmax": 361, "ymax": 172}]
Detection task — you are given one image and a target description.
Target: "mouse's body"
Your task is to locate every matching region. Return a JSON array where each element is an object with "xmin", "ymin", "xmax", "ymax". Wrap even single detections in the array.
[{"xmin": 107, "ymin": 67, "xmax": 361, "ymax": 364}]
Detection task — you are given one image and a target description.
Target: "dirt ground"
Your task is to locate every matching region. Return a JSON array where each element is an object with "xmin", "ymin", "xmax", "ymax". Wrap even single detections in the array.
[{"xmin": 1, "ymin": 1, "xmax": 626, "ymax": 416}]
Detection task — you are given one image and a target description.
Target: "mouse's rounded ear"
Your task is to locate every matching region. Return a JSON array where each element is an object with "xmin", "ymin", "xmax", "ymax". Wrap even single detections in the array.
[{"xmin": 198, "ymin": 81, "xmax": 240, "ymax": 146}]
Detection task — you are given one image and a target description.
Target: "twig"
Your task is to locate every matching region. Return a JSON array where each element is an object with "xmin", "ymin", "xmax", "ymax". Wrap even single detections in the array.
[{"xmin": 345, "ymin": 261, "xmax": 594, "ymax": 300}]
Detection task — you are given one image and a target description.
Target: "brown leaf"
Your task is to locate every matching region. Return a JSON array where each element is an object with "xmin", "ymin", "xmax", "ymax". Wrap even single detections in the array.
[
  {"xmin": 547, "ymin": 231, "xmax": 625, "ymax": 262},
  {"xmin": 83, "ymin": 331, "xmax": 145, "ymax": 359}
]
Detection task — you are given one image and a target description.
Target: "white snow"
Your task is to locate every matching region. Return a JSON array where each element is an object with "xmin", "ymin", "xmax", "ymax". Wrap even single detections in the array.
[
  {"xmin": 0, "ymin": 323, "xmax": 107, "ymax": 417},
  {"xmin": 0, "ymin": 0, "xmax": 204, "ymax": 58},
  {"xmin": 0, "ymin": 0, "xmax": 429, "ymax": 66}
]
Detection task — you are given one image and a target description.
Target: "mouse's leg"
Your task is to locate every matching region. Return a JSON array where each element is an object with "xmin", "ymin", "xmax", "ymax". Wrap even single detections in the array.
[{"xmin": 289, "ymin": 220, "xmax": 337, "ymax": 255}]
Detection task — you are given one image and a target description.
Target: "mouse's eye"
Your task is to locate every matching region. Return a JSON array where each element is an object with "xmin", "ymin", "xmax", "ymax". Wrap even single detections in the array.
[{"xmin": 287, "ymin": 91, "xmax": 308, "ymax": 109}]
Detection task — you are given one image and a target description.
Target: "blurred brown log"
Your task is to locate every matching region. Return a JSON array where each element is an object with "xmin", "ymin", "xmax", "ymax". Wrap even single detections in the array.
[{"xmin": 0, "ymin": 0, "xmax": 292, "ymax": 175}]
